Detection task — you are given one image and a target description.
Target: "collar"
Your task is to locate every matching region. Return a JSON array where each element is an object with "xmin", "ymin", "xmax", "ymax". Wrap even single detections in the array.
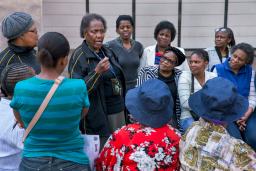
[
  {"xmin": 199, "ymin": 118, "xmax": 227, "ymax": 134},
  {"xmin": 0, "ymin": 98, "xmax": 11, "ymax": 105},
  {"xmin": 223, "ymin": 57, "xmax": 248, "ymax": 74},
  {"xmin": 117, "ymin": 37, "xmax": 134, "ymax": 46},
  {"xmin": 8, "ymin": 42, "xmax": 34, "ymax": 54},
  {"xmin": 81, "ymin": 40, "xmax": 103, "ymax": 59}
]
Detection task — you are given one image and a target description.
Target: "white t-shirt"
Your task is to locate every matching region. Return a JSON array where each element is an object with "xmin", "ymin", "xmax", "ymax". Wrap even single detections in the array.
[{"xmin": 0, "ymin": 98, "xmax": 24, "ymax": 171}]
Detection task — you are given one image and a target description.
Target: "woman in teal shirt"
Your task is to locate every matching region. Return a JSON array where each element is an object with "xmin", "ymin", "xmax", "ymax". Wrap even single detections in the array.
[{"xmin": 10, "ymin": 32, "xmax": 91, "ymax": 170}]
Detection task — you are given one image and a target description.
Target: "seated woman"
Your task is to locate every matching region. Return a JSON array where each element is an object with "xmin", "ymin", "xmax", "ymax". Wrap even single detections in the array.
[
  {"xmin": 180, "ymin": 77, "xmax": 256, "ymax": 170},
  {"xmin": 96, "ymin": 79, "xmax": 181, "ymax": 171},
  {"xmin": 213, "ymin": 43, "xmax": 256, "ymax": 150},
  {"xmin": 178, "ymin": 49, "xmax": 217, "ymax": 132},
  {"xmin": 106, "ymin": 15, "xmax": 143, "ymax": 92},
  {"xmin": 10, "ymin": 32, "xmax": 91, "ymax": 170},
  {"xmin": 205, "ymin": 27, "xmax": 236, "ymax": 71},
  {"xmin": 138, "ymin": 47, "xmax": 186, "ymax": 131},
  {"xmin": 0, "ymin": 63, "xmax": 35, "ymax": 171}
]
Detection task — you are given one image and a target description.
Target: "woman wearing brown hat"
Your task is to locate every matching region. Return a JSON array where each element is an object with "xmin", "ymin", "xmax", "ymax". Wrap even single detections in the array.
[
  {"xmin": 138, "ymin": 46, "xmax": 186, "ymax": 131},
  {"xmin": 0, "ymin": 12, "xmax": 40, "ymax": 77}
]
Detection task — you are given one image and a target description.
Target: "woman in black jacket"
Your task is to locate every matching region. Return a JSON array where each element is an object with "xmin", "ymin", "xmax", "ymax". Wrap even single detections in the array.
[{"xmin": 68, "ymin": 13, "xmax": 126, "ymax": 148}]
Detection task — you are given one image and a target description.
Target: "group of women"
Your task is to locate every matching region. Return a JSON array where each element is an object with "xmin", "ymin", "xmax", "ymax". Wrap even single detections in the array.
[{"xmin": 0, "ymin": 11, "xmax": 255, "ymax": 170}]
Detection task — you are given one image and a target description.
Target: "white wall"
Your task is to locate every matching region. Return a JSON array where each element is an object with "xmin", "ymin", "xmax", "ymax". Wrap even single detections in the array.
[
  {"xmin": 42, "ymin": 0, "xmax": 256, "ymax": 49},
  {"xmin": 42, "ymin": 0, "xmax": 86, "ymax": 48}
]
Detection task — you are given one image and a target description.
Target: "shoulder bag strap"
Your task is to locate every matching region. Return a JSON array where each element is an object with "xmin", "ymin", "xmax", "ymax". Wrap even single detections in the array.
[
  {"xmin": 191, "ymin": 73, "xmax": 194, "ymax": 94},
  {"xmin": 22, "ymin": 76, "xmax": 64, "ymax": 143}
]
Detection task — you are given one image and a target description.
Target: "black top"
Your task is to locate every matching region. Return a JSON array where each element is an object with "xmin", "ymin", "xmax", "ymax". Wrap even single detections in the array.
[
  {"xmin": 96, "ymin": 50, "xmax": 124, "ymax": 114},
  {"xmin": 68, "ymin": 40, "xmax": 126, "ymax": 136},
  {"xmin": 106, "ymin": 38, "xmax": 143, "ymax": 91},
  {"xmin": 158, "ymin": 71, "xmax": 177, "ymax": 113},
  {"xmin": 0, "ymin": 42, "xmax": 40, "ymax": 76}
]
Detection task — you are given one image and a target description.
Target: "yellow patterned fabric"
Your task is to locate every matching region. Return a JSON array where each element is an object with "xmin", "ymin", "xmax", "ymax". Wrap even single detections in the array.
[{"xmin": 179, "ymin": 118, "xmax": 256, "ymax": 171}]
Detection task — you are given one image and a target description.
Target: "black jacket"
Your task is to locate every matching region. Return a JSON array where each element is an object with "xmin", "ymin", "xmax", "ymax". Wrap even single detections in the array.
[
  {"xmin": 0, "ymin": 43, "xmax": 40, "ymax": 76},
  {"xmin": 68, "ymin": 41, "xmax": 126, "ymax": 136}
]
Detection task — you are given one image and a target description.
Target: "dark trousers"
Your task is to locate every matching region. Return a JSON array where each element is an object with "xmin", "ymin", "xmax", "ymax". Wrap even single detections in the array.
[{"xmin": 19, "ymin": 157, "xmax": 91, "ymax": 171}]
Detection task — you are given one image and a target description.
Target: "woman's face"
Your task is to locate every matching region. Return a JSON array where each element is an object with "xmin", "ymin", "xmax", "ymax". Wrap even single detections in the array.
[
  {"xmin": 230, "ymin": 49, "xmax": 247, "ymax": 70},
  {"xmin": 19, "ymin": 23, "xmax": 38, "ymax": 47},
  {"xmin": 116, "ymin": 20, "xmax": 133, "ymax": 41},
  {"xmin": 84, "ymin": 19, "xmax": 105, "ymax": 52},
  {"xmin": 215, "ymin": 31, "xmax": 231, "ymax": 48},
  {"xmin": 156, "ymin": 29, "xmax": 172, "ymax": 48},
  {"xmin": 159, "ymin": 51, "xmax": 177, "ymax": 72},
  {"xmin": 188, "ymin": 54, "xmax": 208, "ymax": 75}
]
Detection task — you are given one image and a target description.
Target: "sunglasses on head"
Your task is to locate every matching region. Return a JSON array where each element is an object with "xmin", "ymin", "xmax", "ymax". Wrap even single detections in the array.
[{"xmin": 215, "ymin": 28, "xmax": 227, "ymax": 33}]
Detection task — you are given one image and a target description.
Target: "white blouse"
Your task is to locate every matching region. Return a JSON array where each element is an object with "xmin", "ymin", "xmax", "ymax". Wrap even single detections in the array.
[{"xmin": 178, "ymin": 71, "xmax": 217, "ymax": 119}]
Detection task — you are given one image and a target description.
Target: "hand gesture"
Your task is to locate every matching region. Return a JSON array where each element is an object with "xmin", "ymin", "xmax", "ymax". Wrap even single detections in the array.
[
  {"xmin": 236, "ymin": 107, "xmax": 253, "ymax": 131},
  {"xmin": 94, "ymin": 57, "xmax": 110, "ymax": 74}
]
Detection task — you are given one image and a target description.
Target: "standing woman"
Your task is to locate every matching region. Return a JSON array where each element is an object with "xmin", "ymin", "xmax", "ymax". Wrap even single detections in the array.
[
  {"xmin": 106, "ymin": 15, "xmax": 143, "ymax": 92},
  {"xmin": 138, "ymin": 47, "xmax": 186, "ymax": 130},
  {"xmin": 213, "ymin": 43, "xmax": 256, "ymax": 150},
  {"xmin": 68, "ymin": 13, "xmax": 126, "ymax": 147},
  {"xmin": 0, "ymin": 12, "xmax": 40, "ymax": 97},
  {"xmin": 205, "ymin": 27, "xmax": 236, "ymax": 71},
  {"xmin": 0, "ymin": 12, "xmax": 40, "ymax": 76},
  {"xmin": 178, "ymin": 49, "xmax": 217, "ymax": 132},
  {"xmin": 140, "ymin": 20, "xmax": 187, "ymax": 70},
  {"xmin": 10, "ymin": 32, "xmax": 91, "ymax": 170}
]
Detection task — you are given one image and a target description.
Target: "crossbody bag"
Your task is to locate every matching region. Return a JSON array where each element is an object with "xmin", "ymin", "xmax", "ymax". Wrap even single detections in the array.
[
  {"xmin": 190, "ymin": 74, "xmax": 200, "ymax": 121},
  {"xmin": 22, "ymin": 76, "xmax": 64, "ymax": 142}
]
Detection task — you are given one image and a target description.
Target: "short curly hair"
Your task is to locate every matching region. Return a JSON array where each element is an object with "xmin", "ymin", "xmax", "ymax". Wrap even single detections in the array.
[
  {"xmin": 80, "ymin": 13, "xmax": 107, "ymax": 38},
  {"xmin": 231, "ymin": 43, "xmax": 254, "ymax": 64},
  {"xmin": 116, "ymin": 15, "xmax": 134, "ymax": 29},
  {"xmin": 154, "ymin": 20, "xmax": 176, "ymax": 42}
]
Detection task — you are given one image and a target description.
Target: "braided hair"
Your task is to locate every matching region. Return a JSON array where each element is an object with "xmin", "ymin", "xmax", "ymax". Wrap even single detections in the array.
[{"xmin": 0, "ymin": 63, "xmax": 35, "ymax": 96}]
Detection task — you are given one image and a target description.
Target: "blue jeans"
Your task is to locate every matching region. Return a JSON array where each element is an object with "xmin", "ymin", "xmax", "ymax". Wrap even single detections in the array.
[
  {"xmin": 227, "ymin": 113, "xmax": 256, "ymax": 151},
  {"xmin": 180, "ymin": 117, "xmax": 195, "ymax": 134},
  {"xmin": 226, "ymin": 122, "xmax": 243, "ymax": 140},
  {"xmin": 19, "ymin": 157, "xmax": 91, "ymax": 171},
  {"xmin": 243, "ymin": 113, "xmax": 256, "ymax": 151}
]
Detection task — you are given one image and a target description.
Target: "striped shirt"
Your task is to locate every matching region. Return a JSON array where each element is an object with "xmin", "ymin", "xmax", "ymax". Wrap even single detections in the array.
[
  {"xmin": 10, "ymin": 77, "xmax": 90, "ymax": 164},
  {"xmin": 137, "ymin": 66, "xmax": 182, "ymax": 131}
]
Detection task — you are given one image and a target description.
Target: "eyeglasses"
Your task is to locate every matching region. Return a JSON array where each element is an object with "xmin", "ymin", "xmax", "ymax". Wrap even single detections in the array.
[
  {"xmin": 215, "ymin": 28, "xmax": 227, "ymax": 33},
  {"xmin": 160, "ymin": 56, "xmax": 177, "ymax": 65},
  {"xmin": 27, "ymin": 29, "xmax": 38, "ymax": 34}
]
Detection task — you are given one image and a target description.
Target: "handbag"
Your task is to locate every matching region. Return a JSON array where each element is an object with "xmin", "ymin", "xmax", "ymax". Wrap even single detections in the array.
[
  {"xmin": 190, "ymin": 74, "xmax": 200, "ymax": 121},
  {"xmin": 82, "ymin": 134, "xmax": 100, "ymax": 170},
  {"xmin": 22, "ymin": 76, "xmax": 64, "ymax": 142}
]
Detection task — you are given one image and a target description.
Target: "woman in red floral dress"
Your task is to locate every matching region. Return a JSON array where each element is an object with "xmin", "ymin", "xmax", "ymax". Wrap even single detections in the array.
[{"xmin": 96, "ymin": 79, "xmax": 181, "ymax": 171}]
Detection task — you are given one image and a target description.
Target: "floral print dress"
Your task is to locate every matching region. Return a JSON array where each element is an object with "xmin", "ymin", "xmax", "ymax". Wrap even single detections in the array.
[{"xmin": 96, "ymin": 123, "xmax": 181, "ymax": 171}]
